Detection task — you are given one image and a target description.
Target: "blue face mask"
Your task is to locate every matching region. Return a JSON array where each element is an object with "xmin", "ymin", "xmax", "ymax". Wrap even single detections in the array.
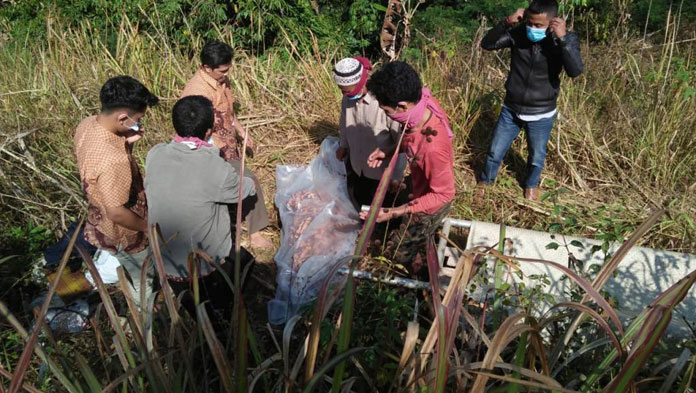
[
  {"xmin": 526, "ymin": 26, "xmax": 547, "ymax": 42},
  {"xmin": 347, "ymin": 93, "xmax": 363, "ymax": 101}
]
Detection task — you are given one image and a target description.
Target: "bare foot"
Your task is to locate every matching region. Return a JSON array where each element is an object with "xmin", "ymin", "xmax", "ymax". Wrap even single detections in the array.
[{"xmin": 250, "ymin": 232, "xmax": 274, "ymax": 249}]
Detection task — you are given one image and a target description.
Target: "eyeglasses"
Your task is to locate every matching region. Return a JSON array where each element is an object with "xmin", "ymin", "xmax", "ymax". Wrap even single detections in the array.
[{"xmin": 125, "ymin": 115, "xmax": 143, "ymax": 131}]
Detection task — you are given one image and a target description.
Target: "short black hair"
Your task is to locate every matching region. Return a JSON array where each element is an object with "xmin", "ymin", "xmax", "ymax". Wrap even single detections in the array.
[
  {"xmin": 201, "ymin": 40, "xmax": 233, "ymax": 69},
  {"xmin": 172, "ymin": 96, "xmax": 214, "ymax": 139},
  {"xmin": 366, "ymin": 61, "xmax": 422, "ymax": 108},
  {"xmin": 100, "ymin": 76, "xmax": 159, "ymax": 113},
  {"xmin": 527, "ymin": 0, "xmax": 558, "ymax": 17}
]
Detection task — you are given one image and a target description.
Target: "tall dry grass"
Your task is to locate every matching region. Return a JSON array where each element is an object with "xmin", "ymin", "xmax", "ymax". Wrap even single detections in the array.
[
  {"xmin": 0, "ymin": 15, "xmax": 340, "ymax": 241},
  {"xmin": 1, "ymin": 14, "xmax": 694, "ymax": 255}
]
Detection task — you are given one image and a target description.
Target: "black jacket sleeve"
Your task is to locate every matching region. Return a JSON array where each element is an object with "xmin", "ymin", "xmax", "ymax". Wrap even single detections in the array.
[
  {"xmin": 559, "ymin": 32, "xmax": 584, "ymax": 77},
  {"xmin": 481, "ymin": 22, "xmax": 513, "ymax": 51}
]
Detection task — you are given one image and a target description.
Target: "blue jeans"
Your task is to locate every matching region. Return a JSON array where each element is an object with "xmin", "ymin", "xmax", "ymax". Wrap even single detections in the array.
[{"xmin": 480, "ymin": 106, "xmax": 556, "ymax": 189}]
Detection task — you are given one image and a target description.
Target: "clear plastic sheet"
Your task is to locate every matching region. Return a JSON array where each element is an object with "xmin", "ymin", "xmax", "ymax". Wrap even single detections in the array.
[{"xmin": 268, "ymin": 137, "xmax": 360, "ymax": 325}]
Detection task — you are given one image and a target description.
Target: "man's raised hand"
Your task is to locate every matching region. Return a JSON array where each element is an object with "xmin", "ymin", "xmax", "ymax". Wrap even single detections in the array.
[
  {"xmin": 506, "ymin": 8, "xmax": 525, "ymax": 25},
  {"xmin": 549, "ymin": 17, "xmax": 567, "ymax": 38},
  {"xmin": 367, "ymin": 148, "xmax": 386, "ymax": 168},
  {"xmin": 359, "ymin": 207, "xmax": 392, "ymax": 223},
  {"xmin": 125, "ymin": 131, "xmax": 143, "ymax": 145},
  {"xmin": 359, "ymin": 204, "xmax": 408, "ymax": 223}
]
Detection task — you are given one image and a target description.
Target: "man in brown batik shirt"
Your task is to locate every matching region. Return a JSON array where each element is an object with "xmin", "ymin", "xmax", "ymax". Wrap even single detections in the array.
[
  {"xmin": 74, "ymin": 75, "xmax": 159, "ymax": 306},
  {"xmin": 180, "ymin": 40, "xmax": 273, "ymax": 250}
]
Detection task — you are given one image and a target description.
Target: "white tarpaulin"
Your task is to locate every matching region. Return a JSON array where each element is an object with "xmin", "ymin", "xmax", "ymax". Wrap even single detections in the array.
[{"xmin": 460, "ymin": 220, "xmax": 696, "ymax": 334}]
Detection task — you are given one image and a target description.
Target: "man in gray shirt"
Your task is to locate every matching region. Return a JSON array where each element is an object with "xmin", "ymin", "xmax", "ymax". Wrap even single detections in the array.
[
  {"xmin": 145, "ymin": 95, "xmax": 255, "ymax": 317},
  {"xmin": 333, "ymin": 56, "xmax": 406, "ymax": 211}
]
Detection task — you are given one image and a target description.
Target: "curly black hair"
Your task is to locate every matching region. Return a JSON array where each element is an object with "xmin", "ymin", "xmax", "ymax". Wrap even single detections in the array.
[
  {"xmin": 527, "ymin": 0, "xmax": 558, "ymax": 17},
  {"xmin": 172, "ymin": 96, "xmax": 214, "ymax": 139},
  {"xmin": 366, "ymin": 61, "xmax": 422, "ymax": 108},
  {"xmin": 201, "ymin": 40, "xmax": 233, "ymax": 69},
  {"xmin": 100, "ymin": 76, "xmax": 159, "ymax": 113}
]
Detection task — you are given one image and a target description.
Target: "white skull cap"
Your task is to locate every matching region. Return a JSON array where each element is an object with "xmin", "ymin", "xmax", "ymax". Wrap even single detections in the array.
[{"xmin": 333, "ymin": 57, "xmax": 363, "ymax": 87}]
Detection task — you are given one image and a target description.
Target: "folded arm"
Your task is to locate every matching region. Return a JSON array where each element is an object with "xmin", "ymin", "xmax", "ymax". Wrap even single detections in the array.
[
  {"xmin": 559, "ymin": 33, "xmax": 584, "ymax": 77},
  {"xmin": 481, "ymin": 22, "xmax": 514, "ymax": 50},
  {"xmin": 232, "ymin": 110, "xmax": 254, "ymax": 150},
  {"xmin": 98, "ymin": 159, "xmax": 146, "ymax": 232},
  {"xmin": 482, "ymin": 8, "xmax": 522, "ymax": 51},
  {"xmin": 106, "ymin": 206, "xmax": 147, "ymax": 232}
]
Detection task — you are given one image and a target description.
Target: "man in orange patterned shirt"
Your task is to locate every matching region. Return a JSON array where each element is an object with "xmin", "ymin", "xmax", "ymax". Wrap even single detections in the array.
[
  {"xmin": 74, "ymin": 76, "xmax": 159, "ymax": 306},
  {"xmin": 181, "ymin": 40, "xmax": 272, "ymax": 249}
]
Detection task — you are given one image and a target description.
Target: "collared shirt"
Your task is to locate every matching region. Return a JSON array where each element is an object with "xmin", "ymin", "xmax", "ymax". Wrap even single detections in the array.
[
  {"xmin": 339, "ymin": 92, "xmax": 404, "ymax": 180},
  {"xmin": 74, "ymin": 116, "xmax": 148, "ymax": 253},
  {"xmin": 144, "ymin": 141, "xmax": 255, "ymax": 278},
  {"xmin": 401, "ymin": 113, "xmax": 455, "ymax": 215},
  {"xmin": 181, "ymin": 68, "xmax": 241, "ymax": 161}
]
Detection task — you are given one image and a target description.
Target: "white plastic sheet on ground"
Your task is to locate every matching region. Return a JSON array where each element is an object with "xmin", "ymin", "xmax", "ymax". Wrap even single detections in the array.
[
  {"xmin": 85, "ymin": 249, "xmax": 121, "ymax": 286},
  {"xmin": 268, "ymin": 137, "xmax": 361, "ymax": 325}
]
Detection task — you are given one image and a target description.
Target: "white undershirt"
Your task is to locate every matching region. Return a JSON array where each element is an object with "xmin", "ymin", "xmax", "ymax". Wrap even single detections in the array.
[{"xmin": 504, "ymin": 105, "xmax": 557, "ymax": 122}]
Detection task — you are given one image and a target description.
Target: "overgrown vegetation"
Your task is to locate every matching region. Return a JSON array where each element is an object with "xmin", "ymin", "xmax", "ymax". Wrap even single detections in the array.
[
  {"xmin": 2, "ymin": 0, "xmax": 695, "ymax": 53},
  {"xmin": 1, "ymin": 0, "xmax": 696, "ymax": 391}
]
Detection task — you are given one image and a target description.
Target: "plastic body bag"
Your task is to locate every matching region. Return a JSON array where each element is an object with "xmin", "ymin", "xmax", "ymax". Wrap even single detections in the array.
[{"xmin": 268, "ymin": 137, "xmax": 360, "ymax": 325}]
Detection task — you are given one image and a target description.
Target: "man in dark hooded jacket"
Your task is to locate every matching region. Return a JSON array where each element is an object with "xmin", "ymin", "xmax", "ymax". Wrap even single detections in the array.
[{"xmin": 478, "ymin": 0, "xmax": 583, "ymax": 201}]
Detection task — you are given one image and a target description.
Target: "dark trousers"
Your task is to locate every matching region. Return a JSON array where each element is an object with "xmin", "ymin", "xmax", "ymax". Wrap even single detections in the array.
[
  {"xmin": 345, "ymin": 161, "xmax": 410, "ymax": 242},
  {"xmin": 384, "ymin": 202, "xmax": 452, "ymax": 278},
  {"xmin": 167, "ymin": 247, "xmax": 254, "ymax": 326},
  {"xmin": 229, "ymin": 192, "xmax": 268, "ymax": 235},
  {"xmin": 345, "ymin": 161, "xmax": 407, "ymax": 212},
  {"xmin": 43, "ymin": 220, "xmax": 97, "ymax": 271}
]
